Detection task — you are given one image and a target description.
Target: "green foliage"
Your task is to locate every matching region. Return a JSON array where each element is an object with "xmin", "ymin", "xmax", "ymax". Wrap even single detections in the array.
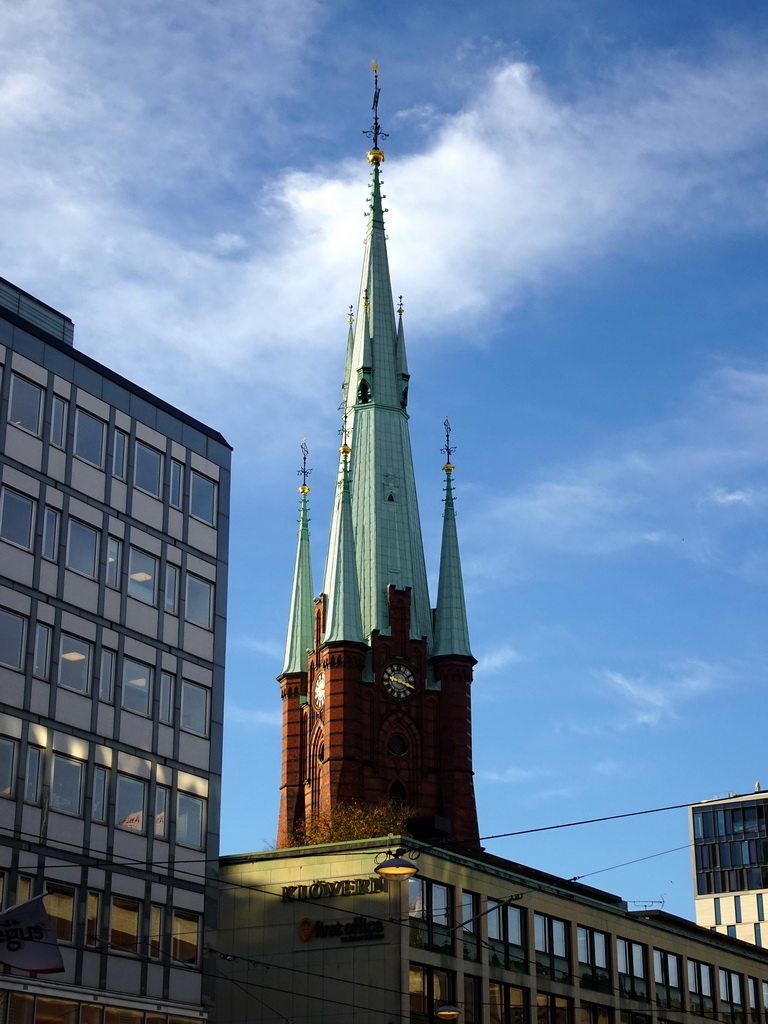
[{"xmin": 286, "ymin": 800, "xmax": 413, "ymax": 847}]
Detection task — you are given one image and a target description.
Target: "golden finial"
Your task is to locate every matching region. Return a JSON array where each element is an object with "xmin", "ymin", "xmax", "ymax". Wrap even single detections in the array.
[
  {"xmin": 348, "ymin": 304, "xmax": 354, "ymax": 324},
  {"xmin": 397, "ymin": 295, "xmax": 404, "ymax": 316}
]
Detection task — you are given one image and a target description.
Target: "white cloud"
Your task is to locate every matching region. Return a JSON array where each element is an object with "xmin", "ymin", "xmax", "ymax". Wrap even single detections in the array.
[
  {"xmin": 478, "ymin": 645, "xmax": 522, "ymax": 673},
  {"xmin": 481, "ymin": 765, "xmax": 555, "ymax": 784},
  {"xmin": 599, "ymin": 659, "xmax": 722, "ymax": 727},
  {"xmin": 228, "ymin": 636, "xmax": 284, "ymax": 659}
]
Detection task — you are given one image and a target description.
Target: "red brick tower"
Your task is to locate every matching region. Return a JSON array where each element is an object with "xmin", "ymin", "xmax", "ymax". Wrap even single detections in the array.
[{"xmin": 277, "ymin": 73, "xmax": 479, "ymax": 847}]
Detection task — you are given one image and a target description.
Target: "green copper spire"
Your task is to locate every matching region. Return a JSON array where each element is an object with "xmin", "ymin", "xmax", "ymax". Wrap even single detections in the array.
[
  {"xmin": 323, "ymin": 439, "xmax": 364, "ymax": 644},
  {"xmin": 321, "ymin": 75, "xmax": 432, "ymax": 646},
  {"xmin": 433, "ymin": 419, "xmax": 473, "ymax": 658},
  {"xmin": 281, "ymin": 443, "xmax": 315, "ymax": 675}
]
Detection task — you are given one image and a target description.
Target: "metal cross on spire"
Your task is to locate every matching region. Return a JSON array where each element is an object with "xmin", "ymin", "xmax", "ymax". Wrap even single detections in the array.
[
  {"xmin": 297, "ymin": 439, "xmax": 312, "ymax": 492},
  {"xmin": 363, "ymin": 60, "xmax": 388, "ymax": 152},
  {"xmin": 441, "ymin": 417, "xmax": 457, "ymax": 472}
]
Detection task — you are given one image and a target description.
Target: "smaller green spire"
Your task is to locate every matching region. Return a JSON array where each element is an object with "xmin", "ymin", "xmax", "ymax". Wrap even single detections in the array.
[
  {"xmin": 323, "ymin": 438, "xmax": 364, "ymax": 644},
  {"xmin": 433, "ymin": 419, "xmax": 473, "ymax": 659},
  {"xmin": 280, "ymin": 443, "xmax": 315, "ymax": 676}
]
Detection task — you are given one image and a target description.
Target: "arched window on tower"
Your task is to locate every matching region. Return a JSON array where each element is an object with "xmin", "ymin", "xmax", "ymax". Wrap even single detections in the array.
[
  {"xmin": 357, "ymin": 379, "xmax": 370, "ymax": 404},
  {"xmin": 390, "ymin": 780, "xmax": 407, "ymax": 805},
  {"xmin": 400, "ymin": 386, "xmax": 408, "ymax": 409}
]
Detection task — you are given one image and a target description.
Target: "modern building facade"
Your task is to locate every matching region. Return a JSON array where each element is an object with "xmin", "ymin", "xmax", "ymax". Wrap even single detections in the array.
[
  {"xmin": 277, "ymin": 78, "xmax": 479, "ymax": 848},
  {"xmin": 690, "ymin": 791, "xmax": 768, "ymax": 946},
  {"xmin": 217, "ymin": 836, "xmax": 768, "ymax": 1024},
  {"xmin": 0, "ymin": 277, "xmax": 230, "ymax": 1024}
]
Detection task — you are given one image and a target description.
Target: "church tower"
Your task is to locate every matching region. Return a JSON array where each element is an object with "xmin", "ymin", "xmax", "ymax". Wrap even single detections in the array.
[{"xmin": 278, "ymin": 69, "xmax": 479, "ymax": 847}]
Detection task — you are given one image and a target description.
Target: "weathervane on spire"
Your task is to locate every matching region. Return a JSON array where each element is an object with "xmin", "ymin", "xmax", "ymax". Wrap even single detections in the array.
[
  {"xmin": 338, "ymin": 398, "xmax": 352, "ymax": 458},
  {"xmin": 364, "ymin": 60, "xmax": 388, "ymax": 163},
  {"xmin": 441, "ymin": 417, "xmax": 456, "ymax": 473},
  {"xmin": 297, "ymin": 439, "xmax": 312, "ymax": 493}
]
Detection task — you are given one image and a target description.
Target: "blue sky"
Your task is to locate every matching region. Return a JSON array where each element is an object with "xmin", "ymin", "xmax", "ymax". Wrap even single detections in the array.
[{"xmin": 3, "ymin": 0, "xmax": 768, "ymax": 919}]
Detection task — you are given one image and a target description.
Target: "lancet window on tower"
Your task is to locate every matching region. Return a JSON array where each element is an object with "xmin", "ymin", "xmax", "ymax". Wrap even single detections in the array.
[{"xmin": 357, "ymin": 379, "xmax": 371, "ymax": 404}]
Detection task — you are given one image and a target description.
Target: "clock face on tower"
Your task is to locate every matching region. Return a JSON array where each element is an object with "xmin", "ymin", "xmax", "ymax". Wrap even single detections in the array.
[
  {"xmin": 313, "ymin": 671, "xmax": 326, "ymax": 709},
  {"xmin": 382, "ymin": 663, "xmax": 416, "ymax": 700}
]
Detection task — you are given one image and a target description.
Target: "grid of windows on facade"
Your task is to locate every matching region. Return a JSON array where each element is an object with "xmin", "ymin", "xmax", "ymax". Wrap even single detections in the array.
[
  {"xmin": 2, "ymin": 992, "xmax": 204, "ymax": 1024},
  {"xmin": 0, "ymin": 740, "xmax": 206, "ymax": 847},
  {"xmin": 693, "ymin": 801, "xmax": 768, "ymax": 895},
  {"xmin": 0, "ymin": 492, "xmax": 216, "ymax": 630},
  {"xmin": 0, "ymin": 605, "xmax": 211, "ymax": 730},
  {"xmin": 4, "ymin": 371, "xmax": 218, "ymax": 524}
]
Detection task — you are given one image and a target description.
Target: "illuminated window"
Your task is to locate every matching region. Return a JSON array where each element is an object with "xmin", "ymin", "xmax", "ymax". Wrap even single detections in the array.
[
  {"xmin": 172, "ymin": 911, "xmax": 200, "ymax": 965},
  {"xmin": 408, "ymin": 877, "xmax": 453, "ymax": 954},
  {"xmin": 122, "ymin": 657, "xmax": 153, "ymax": 716},
  {"xmin": 57, "ymin": 633, "xmax": 92, "ymax": 693},
  {"xmin": 128, "ymin": 548, "xmax": 158, "ymax": 604}
]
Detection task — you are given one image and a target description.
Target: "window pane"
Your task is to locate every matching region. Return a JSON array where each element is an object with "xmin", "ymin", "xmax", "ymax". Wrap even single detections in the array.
[
  {"xmin": 170, "ymin": 461, "xmax": 183, "ymax": 508},
  {"xmin": 34, "ymin": 623, "xmax": 51, "ymax": 678},
  {"xmin": 45, "ymin": 886, "xmax": 75, "ymax": 941},
  {"xmin": 186, "ymin": 575, "xmax": 212, "ymax": 628},
  {"xmin": 116, "ymin": 775, "xmax": 146, "ymax": 832},
  {"xmin": 135, "ymin": 442, "xmax": 163, "ymax": 496},
  {"xmin": 0, "ymin": 608, "xmax": 26, "ymax": 669},
  {"xmin": 93, "ymin": 766, "xmax": 107, "ymax": 822},
  {"xmin": 159, "ymin": 672, "xmax": 174, "ymax": 723},
  {"xmin": 42, "ymin": 507, "xmax": 59, "ymax": 560},
  {"xmin": 172, "ymin": 911, "xmax": 200, "ymax": 965},
  {"xmin": 150, "ymin": 906, "xmax": 163, "ymax": 958},
  {"xmin": 128, "ymin": 548, "xmax": 158, "ymax": 604},
  {"xmin": 74, "ymin": 409, "xmax": 106, "ymax": 466},
  {"xmin": 190, "ymin": 472, "xmax": 216, "ymax": 523},
  {"xmin": 9, "ymin": 375, "xmax": 43, "ymax": 434},
  {"xmin": 86, "ymin": 892, "xmax": 100, "ymax": 947},
  {"xmin": 99, "ymin": 649, "xmax": 115, "ymax": 701},
  {"xmin": 66, "ymin": 519, "xmax": 99, "ymax": 577},
  {"xmin": 111, "ymin": 897, "xmax": 140, "ymax": 952},
  {"xmin": 106, "ymin": 537, "xmax": 122, "ymax": 588},
  {"xmin": 0, "ymin": 737, "xmax": 16, "ymax": 797},
  {"xmin": 181, "ymin": 681, "xmax": 209, "ymax": 735},
  {"xmin": 0, "ymin": 489, "xmax": 35, "ymax": 548},
  {"xmin": 58, "ymin": 634, "xmax": 92, "ymax": 693},
  {"xmin": 51, "ymin": 396, "xmax": 68, "ymax": 447},
  {"xmin": 165, "ymin": 563, "xmax": 179, "ymax": 613},
  {"xmin": 51, "ymin": 755, "xmax": 83, "ymax": 814},
  {"xmin": 25, "ymin": 747, "xmax": 41, "ymax": 803},
  {"xmin": 113, "ymin": 430, "xmax": 128, "ymax": 479},
  {"xmin": 177, "ymin": 793, "xmax": 205, "ymax": 847},
  {"xmin": 122, "ymin": 657, "xmax": 152, "ymax": 715},
  {"xmin": 155, "ymin": 785, "xmax": 169, "ymax": 838}
]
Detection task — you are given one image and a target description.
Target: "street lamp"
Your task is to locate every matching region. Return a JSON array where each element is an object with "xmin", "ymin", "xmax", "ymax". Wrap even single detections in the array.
[
  {"xmin": 374, "ymin": 848, "xmax": 419, "ymax": 880},
  {"xmin": 435, "ymin": 1005, "xmax": 461, "ymax": 1020}
]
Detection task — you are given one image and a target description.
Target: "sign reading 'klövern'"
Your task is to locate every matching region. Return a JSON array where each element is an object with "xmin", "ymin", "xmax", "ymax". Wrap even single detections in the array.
[{"xmin": 281, "ymin": 876, "xmax": 388, "ymax": 901}]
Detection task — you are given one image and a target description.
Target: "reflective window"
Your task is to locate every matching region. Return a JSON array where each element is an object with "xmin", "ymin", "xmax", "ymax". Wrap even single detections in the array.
[
  {"xmin": 51, "ymin": 396, "xmax": 68, "ymax": 447},
  {"xmin": 51, "ymin": 754, "xmax": 84, "ymax": 814},
  {"xmin": 116, "ymin": 775, "xmax": 146, "ymax": 832},
  {"xmin": 177, "ymin": 792, "xmax": 205, "ymax": 847},
  {"xmin": 128, "ymin": 548, "xmax": 158, "ymax": 604},
  {"xmin": 164, "ymin": 563, "xmax": 179, "ymax": 614},
  {"xmin": 172, "ymin": 911, "xmax": 200, "ymax": 965},
  {"xmin": 487, "ymin": 897, "xmax": 526, "ymax": 971},
  {"xmin": 33, "ymin": 623, "xmax": 51, "ymax": 678},
  {"xmin": 66, "ymin": 519, "xmax": 99, "ymax": 577},
  {"xmin": 159, "ymin": 672, "xmax": 174, "ymax": 723},
  {"xmin": 135, "ymin": 442, "xmax": 163, "ymax": 496},
  {"xmin": 170, "ymin": 460, "xmax": 183, "ymax": 508},
  {"xmin": 122, "ymin": 657, "xmax": 152, "ymax": 715},
  {"xmin": 617, "ymin": 938, "xmax": 648, "ymax": 1001},
  {"xmin": 111, "ymin": 897, "xmax": 140, "ymax": 953},
  {"xmin": 0, "ymin": 608, "xmax": 26, "ymax": 669},
  {"xmin": 190, "ymin": 472, "xmax": 216, "ymax": 524},
  {"xmin": 99, "ymin": 649, "xmax": 115, "ymax": 701},
  {"xmin": 578, "ymin": 925, "xmax": 610, "ymax": 993},
  {"xmin": 58, "ymin": 634, "xmax": 92, "ymax": 693},
  {"xmin": 45, "ymin": 885, "xmax": 76, "ymax": 942},
  {"xmin": 86, "ymin": 892, "xmax": 100, "ymax": 947},
  {"xmin": 186, "ymin": 574, "xmax": 213, "ymax": 628},
  {"xmin": 181, "ymin": 681, "xmax": 209, "ymax": 735},
  {"xmin": 106, "ymin": 537, "xmax": 122, "ymax": 588},
  {"xmin": 155, "ymin": 785, "xmax": 169, "ymax": 838},
  {"xmin": 42, "ymin": 507, "xmax": 60, "ymax": 560},
  {"xmin": 0, "ymin": 737, "xmax": 16, "ymax": 798},
  {"xmin": 24, "ymin": 747, "xmax": 42, "ymax": 803},
  {"xmin": 92, "ymin": 766, "xmax": 107, "ymax": 822},
  {"xmin": 0, "ymin": 488, "xmax": 35, "ymax": 549},
  {"xmin": 9, "ymin": 375, "xmax": 43, "ymax": 435},
  {"xmin": 408, "ymin": 876, "xmax": 453, "ymax": 954},
  {"xmin": 113, "ymin": 430, "xmax": 128, "ymax": 480},
  {"xmin": 535, "ymin": 912, "xmax": 570, "ymax": 982},
  {"xmin": 74, "ymin": 409, "xmax": 106, "ymax": 467}
]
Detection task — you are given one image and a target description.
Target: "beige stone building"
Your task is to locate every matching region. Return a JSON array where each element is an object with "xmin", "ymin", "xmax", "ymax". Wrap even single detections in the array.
[
  {"xmin": 690, "ymin": 791, "xmax": 768, "ymax": 946},
  {"xmin": 216, "ymin": 836, "xmax": 768, "ymax": 1024}
]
